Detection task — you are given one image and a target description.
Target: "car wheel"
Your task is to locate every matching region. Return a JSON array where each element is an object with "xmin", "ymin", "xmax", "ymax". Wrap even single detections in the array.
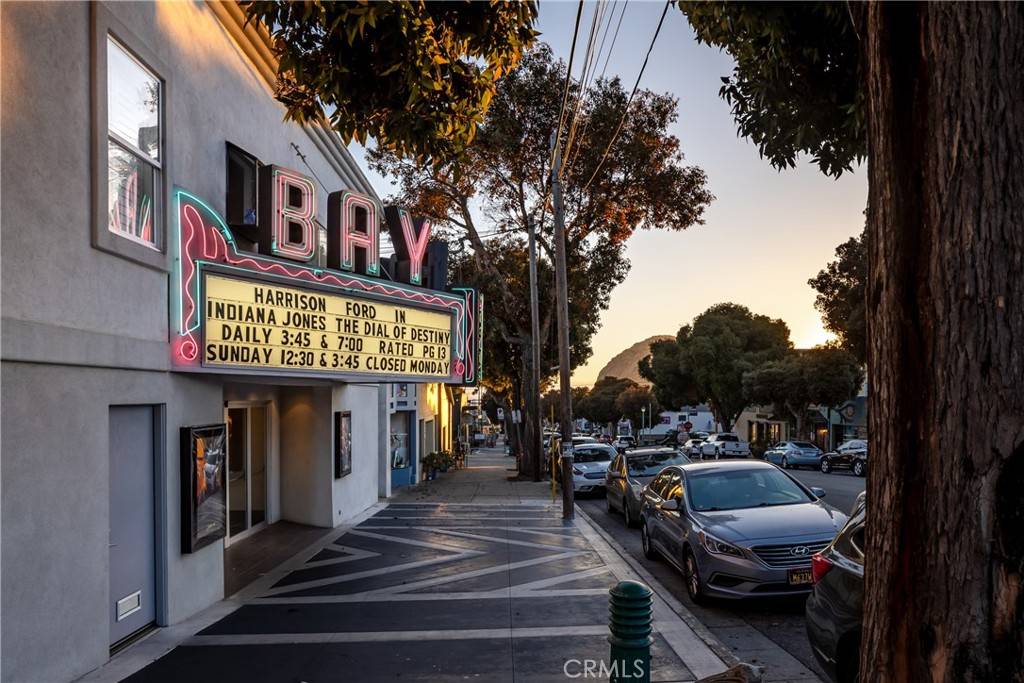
[
  {"xmin": 853, "ymin": 460, "xmax": 866, "ymax": 477},
  {"xmin": 781, "ymin": 456, "xmax": 789, "ymax": 469},
  {"xmin": 641, "ymin": 521, "xmax": 658, "ymax": 560},
  {"xmin": 820, "ymin": 458, "xmax": 832, "ymax": 473},
  {"xmin": 714, "ymin": 448, "xmax": 721, "ymax": 460},
  {"xmin": 683, "ymin": 548, "xmax": 708, "ymax": 605}
]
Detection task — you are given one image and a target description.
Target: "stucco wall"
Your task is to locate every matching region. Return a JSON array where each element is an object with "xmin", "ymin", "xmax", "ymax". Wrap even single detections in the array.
[
  {"xmin": 0, "ymin": 364, "xmax": 224, "ymax": 683},
  {"xmin": 331, "ymin": 384, "xmax": 385, "ymax": 524}
]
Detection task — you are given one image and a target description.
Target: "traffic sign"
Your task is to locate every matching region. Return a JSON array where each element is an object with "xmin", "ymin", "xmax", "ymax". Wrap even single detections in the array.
[{"xmin": 683, "ymin": 421, "xmax": 693, "ymax": 431}]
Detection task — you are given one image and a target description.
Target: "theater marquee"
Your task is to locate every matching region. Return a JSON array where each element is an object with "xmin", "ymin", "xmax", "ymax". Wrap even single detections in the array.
[
  {"xmin": 203, "ymin": 274, "xmax": 454, "ymax": 377},
  {"xmin": 170, "ymin": 168, "xmax": 481, "ymax": 385}
]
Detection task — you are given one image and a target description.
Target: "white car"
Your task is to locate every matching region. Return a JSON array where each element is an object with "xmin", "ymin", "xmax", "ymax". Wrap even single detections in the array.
[
  {"xmin": 570, "ymin": 443, "xmax": 617, "ymax": 493},
  {"xmin": 681, "ymin": 438, "xmax": 706, "ymax": 458},
  {"xmin": 699, "ymin": 433, "xmax": 751, "ymax": 459}
]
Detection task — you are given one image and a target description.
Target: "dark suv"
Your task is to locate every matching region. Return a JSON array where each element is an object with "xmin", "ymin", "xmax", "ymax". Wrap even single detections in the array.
[{"xmin": 805, "ymin": 492, "xmax": 865, "ymax": 683}]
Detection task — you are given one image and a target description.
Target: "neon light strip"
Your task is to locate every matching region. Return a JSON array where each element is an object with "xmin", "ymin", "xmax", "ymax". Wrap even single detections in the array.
[
  {"xmin": 390, "ymin": 208, "xmax": 431, "ymax": 285},
  {"xmin": 339, "ymin": 191, "xmax": 380, "ymax": 275},
  {"xmin": 271, "ymin": 168, "xmax": 316, "ymax": 261},
  {"xmin": 173, "ymin": 189, "xmax": 470, "ymax": 374}
]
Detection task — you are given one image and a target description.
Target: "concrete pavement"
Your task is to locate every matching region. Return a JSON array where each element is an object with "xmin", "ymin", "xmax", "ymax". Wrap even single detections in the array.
[{"xmin": 86, "ymin": 448, "xmax": 741, "ymax": 682}]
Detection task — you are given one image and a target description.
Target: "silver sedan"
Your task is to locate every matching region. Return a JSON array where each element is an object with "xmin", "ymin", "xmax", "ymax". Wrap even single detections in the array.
[{"xmin": 638, "ymin": 460, "xmax": 847, "ymax": 603}]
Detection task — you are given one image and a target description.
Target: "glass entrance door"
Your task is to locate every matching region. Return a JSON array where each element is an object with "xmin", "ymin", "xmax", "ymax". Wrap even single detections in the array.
[{"xmin": 225, "ymin": 404, "xmax": 268, "ymax": 544}]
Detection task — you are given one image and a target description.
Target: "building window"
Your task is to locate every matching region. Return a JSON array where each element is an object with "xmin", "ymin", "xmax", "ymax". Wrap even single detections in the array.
[
  {"xmin": 92, "ymin": 5, "xmax": 170, "ymax": 270},
  {"xmin": 334, "ymin": 411, "xmax": 352, "ymax": 479}
]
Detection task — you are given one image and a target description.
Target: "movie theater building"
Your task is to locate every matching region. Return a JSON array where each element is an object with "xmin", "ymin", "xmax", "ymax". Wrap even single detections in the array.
[{"xmin": 0, "ymin": 3, "xmax": 481, "ymax": 682}]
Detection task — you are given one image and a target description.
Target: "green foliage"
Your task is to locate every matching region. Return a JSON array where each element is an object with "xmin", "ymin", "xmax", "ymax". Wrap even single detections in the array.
[
  {"xmin": 677, "ymin": 2, "xmax": 864, "ymax": 177},
  {"xmin": 808, "ymin": 229, "xmax": 867, "ymax": 364},
  {"xmin": 614, "ymin": 385, "xmax": 660, "ymax": 431},
  {"xmin": 373, "ymin": 44, "xmax": 712, "ymax": 394},
  {"xmin": 576, "ymin": 376, "xmax": 638, "ymax": 427},
  {"xmin": 643, "ymin": 303, "xmax": 791, "ymax": 431},
  {"xmin": 242, "ymin": 1, "xmax": 538, "ymax": 166},
  {"xmin": 638, "ymin": 339, "xmax": 699, "ymax": 409},
  {"xmin": 540, "ymin": 387, "xmax": 590, "ymax": 422},
  {"xmin": 743, "ymin": 347, "xmax": 863, "ymax": 438}
]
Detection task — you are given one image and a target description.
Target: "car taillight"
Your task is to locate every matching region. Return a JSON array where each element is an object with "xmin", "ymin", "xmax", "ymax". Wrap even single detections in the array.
[{"xmin": 811, "ymin": 552, "xmax": 834, "ymax": 584}]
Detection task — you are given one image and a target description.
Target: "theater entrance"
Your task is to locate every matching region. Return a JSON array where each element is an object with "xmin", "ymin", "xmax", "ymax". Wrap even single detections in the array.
[{"xmin": 224, "ymin": 403, "xmax": 268, "ymax": 546}]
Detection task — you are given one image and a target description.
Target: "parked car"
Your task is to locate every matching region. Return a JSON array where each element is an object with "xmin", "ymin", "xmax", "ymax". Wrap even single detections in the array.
[
  {"xmin": 764, "ymin": 441, "xmax": 824, "ymax": 470},
  {"xmin": 568, "ymin": 443, "xmax": 617, "ymax": 494},
  {"xmin": 605, "ymin": 447, "xmax": 692, "ymax": 527},
  {"xmin": 681, "ymin": 438, "xmax": 706, "ymax": 459},
  {"xmin": 638, "ymin": 460, "xmax": 847, "ymax": 603},
  {"xmin": 613, "ymin": 435, "xmax": 637, "ymax": 453},
  {"xmin": 698, "ymin": 433, "xmax": 751, "ymax": 459},
  {"xmin": 820, "ymin": 440, "xmax": 868, "ymax": 477},
  {"xmin": 805, "ymin": 492, "xmax": 865, "ymax": 683}
]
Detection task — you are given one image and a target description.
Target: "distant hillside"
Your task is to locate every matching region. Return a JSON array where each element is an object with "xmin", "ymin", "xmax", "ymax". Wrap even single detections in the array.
[{"xmin": 596, "ymin": 335, "xmax": 672, "ymax": 386}]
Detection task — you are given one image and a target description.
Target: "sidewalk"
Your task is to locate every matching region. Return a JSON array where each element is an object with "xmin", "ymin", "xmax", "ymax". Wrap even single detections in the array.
[{"xmin": 84, "ymin": 448, "xmax": 738, "ymax": 682}]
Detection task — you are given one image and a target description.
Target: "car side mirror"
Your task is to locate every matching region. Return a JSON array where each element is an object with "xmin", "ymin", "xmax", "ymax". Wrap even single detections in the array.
[
  {"xmin": 658, "ymin": 499, "xmax": 680, "ymax": 512},
  {"xmin": 811, "ymin": 486, "xmax": 826, "ymax": 499}
]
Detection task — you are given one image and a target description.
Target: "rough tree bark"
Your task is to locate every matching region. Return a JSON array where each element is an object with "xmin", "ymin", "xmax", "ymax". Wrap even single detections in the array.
[{"xmin": 861, "ymin": 3, "xmax": 1024, "ymax": 681}]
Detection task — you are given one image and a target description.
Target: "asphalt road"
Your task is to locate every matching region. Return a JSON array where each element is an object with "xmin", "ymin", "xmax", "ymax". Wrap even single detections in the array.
[{"xmin": 577, "ymin": 466, "xmax": 865, "ymax": 682}]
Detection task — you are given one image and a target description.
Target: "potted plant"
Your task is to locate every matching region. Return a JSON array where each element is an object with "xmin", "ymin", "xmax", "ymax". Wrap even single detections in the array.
[{"xmin": 422, "ymin": 451, "xmax": 443, "ymax": 480}]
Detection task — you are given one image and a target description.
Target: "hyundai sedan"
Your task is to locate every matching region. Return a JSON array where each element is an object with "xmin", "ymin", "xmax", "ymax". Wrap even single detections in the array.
[{"xmin": 638, "ymin": 461, "xmax": 847, "ymax": 603}]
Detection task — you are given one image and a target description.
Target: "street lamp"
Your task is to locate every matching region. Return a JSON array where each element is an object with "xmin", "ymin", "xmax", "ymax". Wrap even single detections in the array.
[{"xmin": 640, "ymin": 407, "xmax": 646, "ymax": 438}]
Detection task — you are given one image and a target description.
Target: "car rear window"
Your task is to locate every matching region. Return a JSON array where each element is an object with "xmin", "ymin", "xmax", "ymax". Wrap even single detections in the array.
[
  {"xmin": 716, "ymin": 434, "xmax": 738, "ymax": 442},
  {"xmin": 574, "ymin": 447, "xmax": 613, "ymax": 463}
]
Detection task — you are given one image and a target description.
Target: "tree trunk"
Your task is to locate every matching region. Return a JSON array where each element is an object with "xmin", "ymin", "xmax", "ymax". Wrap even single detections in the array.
[{"xmin": 861, "ymin": 4, "xmax": 1024, "ymax": 681}]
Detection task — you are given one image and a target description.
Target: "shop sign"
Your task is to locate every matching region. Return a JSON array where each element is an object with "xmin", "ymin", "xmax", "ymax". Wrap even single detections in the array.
[{"xmin": 171, "ymin": 166, "xmax": 482, "ymax": 384}]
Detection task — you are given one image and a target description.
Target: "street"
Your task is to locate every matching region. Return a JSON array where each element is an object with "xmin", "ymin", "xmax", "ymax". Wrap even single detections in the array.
[{"xmin": 578, "ymin": 466, "xmax": 865, "ymax": 682}]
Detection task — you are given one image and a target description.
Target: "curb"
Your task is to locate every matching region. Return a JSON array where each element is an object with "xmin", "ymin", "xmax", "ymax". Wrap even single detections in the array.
[{"xmin": 575, "ymin": 505, "xmax": 742, "ymax": 670}]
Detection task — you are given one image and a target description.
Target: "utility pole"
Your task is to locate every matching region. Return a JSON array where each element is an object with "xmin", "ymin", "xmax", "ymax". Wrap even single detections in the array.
[
  {"xmin": 527, "ymin": 219, "xmax": 543, "ymax": 482},
  {"xmin": 550, "ymin": 134, "xmax": 574, "ymax": 520}
]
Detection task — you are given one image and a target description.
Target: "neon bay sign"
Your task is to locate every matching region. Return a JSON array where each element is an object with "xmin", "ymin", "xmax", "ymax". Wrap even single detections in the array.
[{"xmin": 171, "ymin": 164, "xmax": 481, "ymax": 385}]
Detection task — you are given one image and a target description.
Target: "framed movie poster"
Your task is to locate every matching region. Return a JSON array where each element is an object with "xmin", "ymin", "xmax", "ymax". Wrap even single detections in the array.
[
  {"xmin": 180, "ymin": 423, "xmax": 227, "ymax": 553},
  {"xmin": 334, "ymin": 411, "xmax": 352, "ymax": 479}
]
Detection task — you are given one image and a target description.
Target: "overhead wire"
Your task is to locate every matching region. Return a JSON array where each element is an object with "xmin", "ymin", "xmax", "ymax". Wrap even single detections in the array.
[
  {"xmin": 560, "ymin": 0, "xmax": 608, "ymax": 172},
  {"xmin": 565, "ymin": 0, "xmax": 629, "ymax": 174},
  {"xmin": 581, "ymin": 0, "xmax": 671, "ymax": 193},
  {"xmin": 550, "ymin": 0, "xmax": 586, "ymax": 173}
]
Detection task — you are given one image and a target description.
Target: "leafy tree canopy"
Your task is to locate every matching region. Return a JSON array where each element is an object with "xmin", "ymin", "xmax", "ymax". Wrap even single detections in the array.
[
  {"xmin": 243, "ymin": 1, "xmax": 538, "ymax": 165},
  {"xmin": 576, "ymin": 376, "xmax": 638, "ymax": 427},
  {"xmin": 808, "ymin": 229, "xmax": 867, "ymax": 364},
  {"xmin": 540, "ymin": 386, "xmax": 590, "ymax": 424},
  {"xmin": 614, "ymin": 385, "xmax": 661, "ymax": 432},
  {"xmin": 639, "ymin": 338, "xmax": 700, "ymax": 410},
  {"xmin": 643, "ymin": 303, "xmax": 791, "ymax": 431},
  {"xmin": 373, "ymin": 44, "xmax": 712, "ymax": 394},
  {"xmin": 743, "ymin": 347, "xmax": 864, "ymax": 438},
  {"xmin": 677, "ymin": 2, "xmax": 864, "ymax": 177}
]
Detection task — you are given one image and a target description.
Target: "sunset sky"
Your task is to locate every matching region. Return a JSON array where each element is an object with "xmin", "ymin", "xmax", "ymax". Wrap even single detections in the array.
[{"xmin": 352, "ymin": 1, "xmax": 868, "ymax": 387}]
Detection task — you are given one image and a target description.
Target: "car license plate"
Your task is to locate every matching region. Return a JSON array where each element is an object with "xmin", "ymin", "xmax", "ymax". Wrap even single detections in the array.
[{"xmin": 788, "ymin": 568, "xmax": 813, "ymax": 585}]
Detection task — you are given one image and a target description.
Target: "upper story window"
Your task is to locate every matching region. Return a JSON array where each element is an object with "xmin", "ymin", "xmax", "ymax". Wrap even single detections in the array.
[
  {"xmin": 91, "ymin": 4, "xmax": 170, "ymax": 271},
  {"xmin": 106, "ymin": 37, "xmax": 162, "ymax": 249}
]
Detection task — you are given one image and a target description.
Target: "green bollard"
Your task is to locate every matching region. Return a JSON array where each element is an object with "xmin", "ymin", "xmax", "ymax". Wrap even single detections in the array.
[{"xmin": 608, "ymin": 579, "xmax": 652, "ymax": 683}]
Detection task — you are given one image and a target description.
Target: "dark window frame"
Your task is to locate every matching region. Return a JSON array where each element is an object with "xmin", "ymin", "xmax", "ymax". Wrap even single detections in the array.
[{"xmin": 91, "ymin": 3, "xmax": 171, "ymax": 271}]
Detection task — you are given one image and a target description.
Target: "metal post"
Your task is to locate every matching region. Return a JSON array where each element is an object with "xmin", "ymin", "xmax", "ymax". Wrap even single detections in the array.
[
  {"xmin": 608, "ymin": 580, "xmax": 652, "ymax": 683},
  {"xmin": 550, "ymin": 135, "xmax": 574, "ymax": 520},
  {"xmin": 527, "ymin": 219, "xmax": 543, "ymax": 482}
]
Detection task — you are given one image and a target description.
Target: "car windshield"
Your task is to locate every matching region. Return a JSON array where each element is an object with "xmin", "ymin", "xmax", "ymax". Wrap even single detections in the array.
[
  {"xmin": 574, "ymin": 447, "xmax": 613, "ymax": 463},
  {"xmin": 626, "ymin": 452, "xmax": 691, "ymax": 476},
  {"xmin": 791, "ymin": 441, "xmax": 817, "ymax": 449},
  {"xmin": 688, "ymin": 468, "xmax": 813, "ymax": 511}
]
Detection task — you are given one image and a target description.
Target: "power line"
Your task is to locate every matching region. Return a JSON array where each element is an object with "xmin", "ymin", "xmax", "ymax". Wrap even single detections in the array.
[
  {"xmin": 581, "ymin": 0, "xmax": 670, "ymax": 193},
  {"xmin": 565, "ymin": 1, "xmax": 629, "ymax": 175},
  {"xmin": 551, "ymin": 0, "xmax": 585, "ymax": 172},
  {"xmin": 561, "ymin": 0, "xmax": 609, "ymax": 173}
]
